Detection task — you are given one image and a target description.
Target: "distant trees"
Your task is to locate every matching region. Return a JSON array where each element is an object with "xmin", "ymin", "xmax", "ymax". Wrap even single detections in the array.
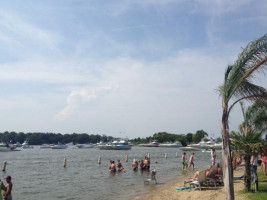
[
  {"xmin": 131, "ymin": 130, "xmax": 212, "ymax": 146},
  {"xmin": 0, "ymin": 131, "xmax": 111, "ymax": 145}
]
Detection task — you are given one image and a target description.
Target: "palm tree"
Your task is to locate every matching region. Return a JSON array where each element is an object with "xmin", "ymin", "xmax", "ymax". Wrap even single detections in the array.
[
  {"xmin": 231, "ymin": 101, "xmax": 267, "ymax": 191},
  {"xmin": 219, "ymin": 34, "xmax": 267, "ymax": 200}
]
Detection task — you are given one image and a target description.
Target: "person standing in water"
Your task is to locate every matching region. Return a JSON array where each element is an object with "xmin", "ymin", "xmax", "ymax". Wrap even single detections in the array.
[
  {"xmin": 187, "ymin": 152, "xmax": 195, "ymax": 170},
  {"xmin": 181, "ymin": 152, "xmax": 187, "ymax": 170},
  {"xmin": 1, "ymin": 175, "xmax": 12, "ymax": 200}
]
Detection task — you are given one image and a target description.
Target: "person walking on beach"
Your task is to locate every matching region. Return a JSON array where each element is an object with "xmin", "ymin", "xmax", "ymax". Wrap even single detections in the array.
[
  {"xmin": 1, "ymin": 175, "xmax": 12, "ymax": 200},
  {"xmin": 182, "ymin": 152, "xmax": 187, "ymax": 170},
  {"xmin": 211, "ymin": 149, "xmax": 216, "ymax": 165},
  {"xmin": 187, "ymin": 152, "xmax": 195, "ymax": 170}
]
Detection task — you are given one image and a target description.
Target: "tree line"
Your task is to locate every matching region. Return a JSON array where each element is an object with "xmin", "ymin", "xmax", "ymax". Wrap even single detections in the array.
[
  {"xmin": 0, "ymin": 129, "xmax": 218, "ymax": 146},
  {"xmin": 0, "ymin": 131, "xmax": 113, "ymax": 145}
]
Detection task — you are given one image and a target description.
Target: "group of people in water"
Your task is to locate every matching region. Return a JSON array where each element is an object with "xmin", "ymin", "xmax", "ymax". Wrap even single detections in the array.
[
  {"xmin": 132, "ymin": 156, "xmax": 150, "ymax": 171},
  {"xmin": 109, "ymin": 160, "xmax": 125, "ymax": 173},
  {"xmin": 109, "ymin": 155, "xmax": 151, "ymax": 173}
]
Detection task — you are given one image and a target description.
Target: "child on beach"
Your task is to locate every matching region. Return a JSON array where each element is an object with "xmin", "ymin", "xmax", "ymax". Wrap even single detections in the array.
[
  {"xmin": 187, "ymin": 152, "xmax": 195, "ymax": 170},
  {"xmin": 182, "ymin": 152, "xmax": 187, "ymax": 170}
]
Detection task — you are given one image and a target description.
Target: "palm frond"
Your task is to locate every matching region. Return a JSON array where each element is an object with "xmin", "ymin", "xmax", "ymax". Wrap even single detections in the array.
[{"xmin": 223, "ymin": 34, "xmax": 267, "ymax": 104}]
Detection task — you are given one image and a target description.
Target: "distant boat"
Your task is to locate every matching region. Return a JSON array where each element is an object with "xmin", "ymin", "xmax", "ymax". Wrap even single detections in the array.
[
  {"xmin": 22, "ymin": 141, "xmax": 34, "ymax": 149},
  {"xmin": 40, "ymin": 144, "xmax": 54, "ymax": 149},
  {"xmin": 99, "ymin": 140, "xmax": 131, "ymax": 150},
  {"xmin": 187, "ymin": 139, "xmax": 222, "ymax": 150},
  {"xmin": 159, "ymin": 142, "xmax": 183, "ymax": 148},
  {"xmin": 52, "ymin": 143, "xmax": 67, "ymax": 149},
  {"xmin": 139, "ymin": 140, "xmax": 160, "ymax": 147},
  {"xmin": 180, "ymin": 146, "xmax": 202, "ymax": 151}
]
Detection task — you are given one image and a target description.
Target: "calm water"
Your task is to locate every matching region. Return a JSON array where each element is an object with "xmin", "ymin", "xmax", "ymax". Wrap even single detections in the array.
[{"xmin": 0, "ymin": 146, "xmax": 221, "ymax": 200}]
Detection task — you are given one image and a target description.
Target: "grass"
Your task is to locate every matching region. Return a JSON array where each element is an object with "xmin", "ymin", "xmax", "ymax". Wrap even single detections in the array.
[{"xmin": 237, "ymin": 169, "xmax": 267, "ymax": 200}]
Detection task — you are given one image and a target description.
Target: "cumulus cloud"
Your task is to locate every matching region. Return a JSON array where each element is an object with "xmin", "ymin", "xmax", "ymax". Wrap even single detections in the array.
[{"xmin": 54, "ymin": 86, "xmax": 111, "ymax": 121}]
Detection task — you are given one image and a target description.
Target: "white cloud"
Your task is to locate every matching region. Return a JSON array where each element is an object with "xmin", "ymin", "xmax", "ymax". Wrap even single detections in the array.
[
  {"xmin": 0, "ymin": 10, "xmax": 59, "ymax": 49},
  {"xmin": 54, "ymin": 86, "xmax": 111, "ymax": 121}
]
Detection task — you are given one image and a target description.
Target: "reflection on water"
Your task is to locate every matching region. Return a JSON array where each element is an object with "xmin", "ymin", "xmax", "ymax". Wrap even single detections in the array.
[{"xmin": 0, "ymin": 146, "xmax": 221, "ymax": 200}]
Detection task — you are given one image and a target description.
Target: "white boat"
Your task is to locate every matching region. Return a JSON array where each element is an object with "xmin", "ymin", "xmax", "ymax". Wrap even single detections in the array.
[
  {"xmin": 99, "ymin": 140, "xmax": 131, "ymax": 150},
  {"xmin": 76, "ymin": 144, "xmax": 94, "ymax": 148},
  {"xmin": 22, "ymin": 141, "xmax": 34, "ymax": 149},
  {"xmin": 139, "ymin": 140, "xmax": 160, "ymax": 147},
  {"xmin": 40, "ymin": 144, "xmax": 54, "ymax": 149},
  {"xmin": 180, "ymin": 146, "xmax": 202, "ymax": 151},
  {"xmin": 159, "ymin": 142, "xmax": 183, "ymax": 148},
  {"xmin": 188, "ymin": 139, "xmax": 222, "ymax": 150},
  {"xmin": 52, "ymin": 143, "xmax": 67, "ymax": 149}
]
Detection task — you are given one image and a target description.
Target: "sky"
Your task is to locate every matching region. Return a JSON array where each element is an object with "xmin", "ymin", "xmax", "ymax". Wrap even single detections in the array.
[{"xmin": 0, "ymin": 0, "xmax": 266, "ymax": 139}]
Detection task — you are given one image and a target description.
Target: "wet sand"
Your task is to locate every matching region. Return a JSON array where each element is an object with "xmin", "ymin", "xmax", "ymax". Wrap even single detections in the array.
[{"xmin": 133, "ymin": 166, "xmax": 247, "ymax": 200}]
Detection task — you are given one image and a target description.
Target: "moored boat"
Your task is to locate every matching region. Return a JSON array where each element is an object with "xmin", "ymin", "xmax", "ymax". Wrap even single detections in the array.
[
  {"xmin": 40, "ymin": 144, "xmax": 54, "ymax": 149},
  {"xmin": 159, "ymin": 142, "xmax": 183, "ymax": 148},
  {"xmin": 180, "ymin": 146, "xmax": 202, "ymax": 151},
  {"xmin": 138, "ymin": 140, "xmax": 160, "ymax": 147},
  {"xmin": 52, "ymin": 143, "xmax": 67, "ymax": 149},
  {"xmin": 99, "ymin": 140, "xmax": 131, "ymax": 150},
  {"xmin": 22, "ymin": 141, "xmax": 34, "ymax": 149}
]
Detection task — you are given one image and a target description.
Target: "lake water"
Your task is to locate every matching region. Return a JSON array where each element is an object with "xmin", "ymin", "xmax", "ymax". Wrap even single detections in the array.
[{"xmin": 0, "ymin": 146, "xmax": 221, "ymax": 200}]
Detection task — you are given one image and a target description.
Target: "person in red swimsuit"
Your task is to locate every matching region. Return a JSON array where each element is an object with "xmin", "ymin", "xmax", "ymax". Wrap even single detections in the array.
[{"xmin": 261, "ymin": 151, "xmax": 267, "ymax": 176}]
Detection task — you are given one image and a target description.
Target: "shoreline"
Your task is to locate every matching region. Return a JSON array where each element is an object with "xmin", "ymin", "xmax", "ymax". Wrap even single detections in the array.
[{"xmin": 132, "ymin": 166, "xmax": 247, "ymax": 200}]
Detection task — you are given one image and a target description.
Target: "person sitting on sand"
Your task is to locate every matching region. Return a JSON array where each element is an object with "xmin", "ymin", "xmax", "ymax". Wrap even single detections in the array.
[
  {"xmin": 187, "ymin": 152, "xmax": 195, "ymax": 170},
  {"xmin": 116, "ymin": 160, "xmax": 125, "ymax": 172},
  {"xmin": 109, "ymin": 161, "xmax": 116, "ymax": 173}
]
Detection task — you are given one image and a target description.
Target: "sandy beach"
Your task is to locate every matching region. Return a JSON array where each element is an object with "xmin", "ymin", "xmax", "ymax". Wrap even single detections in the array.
[{"xmin": 133, "ymin": 166, "xmax": 247, "ymax": 200}]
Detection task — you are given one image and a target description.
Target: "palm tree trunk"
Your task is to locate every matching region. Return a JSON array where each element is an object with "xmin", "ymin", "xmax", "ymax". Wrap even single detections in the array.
[
  {"xmin": 244, "ymin": 155, "xmax": 251, "ymax": 191},
  {"xmin": 222, "ymin": 108, "xmax": 235, "ymax": 200}
]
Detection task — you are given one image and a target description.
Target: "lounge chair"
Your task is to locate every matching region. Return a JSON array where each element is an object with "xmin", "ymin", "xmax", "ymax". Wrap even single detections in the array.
[{"xmin": 184, "ymin": 170, "xmax": 206, "ymax": 190}]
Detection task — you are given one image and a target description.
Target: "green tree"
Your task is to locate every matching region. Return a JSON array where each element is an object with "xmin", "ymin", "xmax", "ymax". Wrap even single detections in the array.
[
  {"xmin": 192, "ymin": 130, "xmax": 208, "ymax": 143},
  {"xmin": 231, "ymin": 101, "xmax": 267, "ymax": 191},
  {"xmin": 218, "ymin": 34, "xmax": 267, "ymax": 200}
]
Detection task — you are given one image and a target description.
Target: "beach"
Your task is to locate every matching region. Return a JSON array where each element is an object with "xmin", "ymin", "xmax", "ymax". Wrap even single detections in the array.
[{"xmin": 134, "ymin": 166, "xmax": 246, "ymax": 200}]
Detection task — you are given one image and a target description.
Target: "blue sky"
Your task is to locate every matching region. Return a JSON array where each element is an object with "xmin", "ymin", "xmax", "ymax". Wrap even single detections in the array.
[{"xmin": 0, "ymin": 0, "xmax": 266, "ymax": 138}]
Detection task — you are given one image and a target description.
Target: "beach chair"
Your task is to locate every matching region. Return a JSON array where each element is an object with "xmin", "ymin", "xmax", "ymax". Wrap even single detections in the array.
[
  {"xmin": 205, "ymin": 166, "xmax": 217, "ymax": 187},
  {"xmin": 184, "ymin": 170, "xmax": 206, "ymax": 190}
]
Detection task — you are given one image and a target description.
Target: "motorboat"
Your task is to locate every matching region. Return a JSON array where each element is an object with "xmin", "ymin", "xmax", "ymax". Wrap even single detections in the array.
[
  {"xmin": 159, "ymin": 142, "xmax": 183, "ymax": 148},
  {"xmin": 52, "ymin": 143, "xmax": 67, "ymax": 149},
  {"xmin": 180, "ymin": 146, "xmax": 202, "ymax": 151},
  {"xmin": 138, "ymin": 140, "xmax": 160, "ymax": 147},
  {"xmin": 99, "ymin": 140, "xmax": 131, "ymax": 150},
  {"xmin": 76, "ymin": 144, "xmax": 94, "ymax": 148},
  {"xmin": 22, "ymin": 141, "xmax": 34, "ymax": 149},
  {"xmin": 40, "ymin": 144, "xmax": 54, "ymax": 149},
  {"xmin": 188, "ymin": 139, "xmax": 222, "ymax": 150}
]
